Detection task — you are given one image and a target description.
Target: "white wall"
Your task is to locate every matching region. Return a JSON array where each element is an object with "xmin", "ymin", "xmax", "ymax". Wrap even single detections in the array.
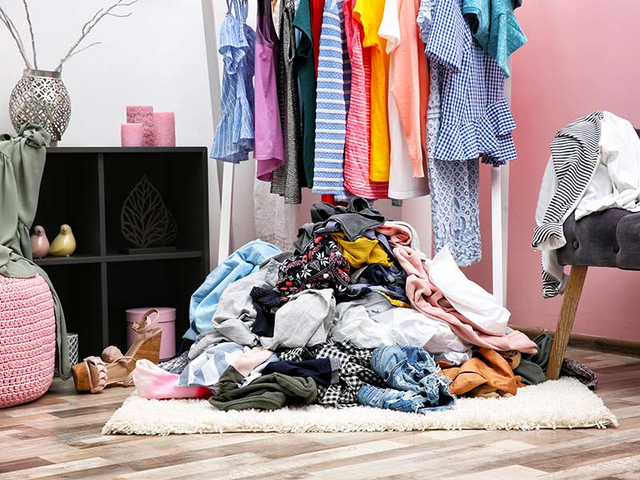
[{"xmin": 0, "ymin": 0, "xmax": 213, "ymax": 147}]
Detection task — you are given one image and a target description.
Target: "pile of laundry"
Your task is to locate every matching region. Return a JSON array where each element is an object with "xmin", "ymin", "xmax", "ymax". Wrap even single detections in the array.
[{"xmin": 135, "ymin": 198, "xmax": 596, "ymax": 413}]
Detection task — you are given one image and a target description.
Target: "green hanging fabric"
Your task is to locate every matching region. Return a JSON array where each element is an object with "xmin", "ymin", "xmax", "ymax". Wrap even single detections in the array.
[
  {"xmin": 0, "ymin": 124, "xmax": 70, "ymax": 379},
  {"xmin": 293, "ymin": 0, "xmax": 316, "ymax": 188}
]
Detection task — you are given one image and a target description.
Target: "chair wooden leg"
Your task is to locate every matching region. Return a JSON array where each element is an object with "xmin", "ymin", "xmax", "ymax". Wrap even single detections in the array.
[{"xmin": 546, "ymin": 265, "xmax": 588, "ymax": 380}]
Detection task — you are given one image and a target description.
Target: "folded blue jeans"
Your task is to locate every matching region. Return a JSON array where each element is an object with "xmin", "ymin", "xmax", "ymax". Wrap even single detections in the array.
[{"xmin": 358, "ymin": 346, "xmax": 455, "ymax": 413}]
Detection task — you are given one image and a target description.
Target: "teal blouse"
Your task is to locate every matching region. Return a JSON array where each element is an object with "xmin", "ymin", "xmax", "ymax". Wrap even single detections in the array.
[{"xmin": 462, "ymin": 0, "xmax": 526, "ymax": 77}]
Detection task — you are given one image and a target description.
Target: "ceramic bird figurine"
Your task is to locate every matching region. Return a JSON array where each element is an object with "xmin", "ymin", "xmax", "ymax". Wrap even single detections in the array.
[
  {"xmin": 49, "ymin": 224, "xmax": 76, "ymax": 257},
  {"xmin": 30, "ymin": 225, "xmax": 50, "ymax": 258}
]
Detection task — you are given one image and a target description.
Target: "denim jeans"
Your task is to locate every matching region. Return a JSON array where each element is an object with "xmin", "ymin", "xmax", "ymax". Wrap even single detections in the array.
[{"xmin": 358, "ymin": 346, "xmax": 455, "ymax": 413}]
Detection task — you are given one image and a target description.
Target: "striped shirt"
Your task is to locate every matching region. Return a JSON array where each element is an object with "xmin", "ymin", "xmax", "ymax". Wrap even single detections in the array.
[
  {"xmin": 532, "ymin": 111, "xmax": 603, "ymax": 298},
  {"xmin": 342, "ymin": 0, "xmax": 388, "ymax": 199},
  {"xmin": 311, "ymin": 0, "xmax": 352, "ymax": 197},
  {"xmin": 211, "ymin": 0, "xmax": 255, "ymax": 163}
]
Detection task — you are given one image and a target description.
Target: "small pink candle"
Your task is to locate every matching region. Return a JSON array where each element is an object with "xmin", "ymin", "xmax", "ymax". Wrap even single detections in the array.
[
  {"xmin": 126, "ymin": 105, "xmax": 154, "ymax": 146},
  {"xmin": 121, "ymin": 123, "xmax": 144, "ymax": 146},
  {"xmin": 153, "ymin": 112, "xmax": 176, "ymax": 147}
]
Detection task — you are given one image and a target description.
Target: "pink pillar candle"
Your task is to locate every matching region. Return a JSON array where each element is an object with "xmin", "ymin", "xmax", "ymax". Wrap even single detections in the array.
[
  {"xmin": 121, "ymin": 123, "xmax": 144, "ymax": 147},
  {"xmin": 126, "ymin": 105, "xmax": 154, "ymax": 146},
  {"xmin": 153, "ymin": 112, "xmax": 176, "ymax": 147}
]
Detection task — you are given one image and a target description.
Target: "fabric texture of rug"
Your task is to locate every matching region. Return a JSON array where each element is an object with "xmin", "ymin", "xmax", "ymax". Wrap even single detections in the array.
[{"xmin": 102, "ymin": 378, "xmax": 618, "ymax": 435}]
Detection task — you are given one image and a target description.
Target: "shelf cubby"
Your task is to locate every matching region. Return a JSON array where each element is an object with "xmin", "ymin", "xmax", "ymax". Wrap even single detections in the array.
[{"xmin": 34, "ymin": 147, "xmax": 210, "ymax": 356}]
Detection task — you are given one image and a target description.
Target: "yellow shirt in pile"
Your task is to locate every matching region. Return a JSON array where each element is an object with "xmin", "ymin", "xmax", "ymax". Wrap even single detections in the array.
[{"xmin": 331, "ymin": 232, "xmax": 393, "ymax": 269}]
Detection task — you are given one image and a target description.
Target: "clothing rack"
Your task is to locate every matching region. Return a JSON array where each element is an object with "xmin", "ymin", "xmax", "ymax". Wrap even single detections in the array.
[{"xmin": 202, "ymin": 0, "xmax": 510, "ymax": 307}]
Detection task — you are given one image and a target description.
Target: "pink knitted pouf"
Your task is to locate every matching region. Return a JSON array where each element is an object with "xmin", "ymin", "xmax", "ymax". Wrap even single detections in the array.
[{"xmin": 0, "ymin": 274, "xmax": 56, "ymax": 408}]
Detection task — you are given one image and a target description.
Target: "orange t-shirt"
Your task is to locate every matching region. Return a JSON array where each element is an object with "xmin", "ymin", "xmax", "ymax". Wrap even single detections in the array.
[
  {"xmin": 354, "ymin": 0, "xmax": 391, "ymax": 182},
  {"xmin": 390, "ymin": 0, "xmax": 428, "ymax": 178}
]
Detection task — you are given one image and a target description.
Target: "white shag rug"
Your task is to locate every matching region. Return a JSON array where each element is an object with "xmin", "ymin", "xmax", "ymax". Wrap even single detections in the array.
[{"xmin": 102, "ymin": 378, "xmax": 618, "ymax": 435}]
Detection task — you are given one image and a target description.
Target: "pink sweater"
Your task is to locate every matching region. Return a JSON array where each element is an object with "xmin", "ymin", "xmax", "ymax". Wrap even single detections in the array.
[{"xmin": 394, "ymin": 246, "xmax": 537, "ymax": 354}]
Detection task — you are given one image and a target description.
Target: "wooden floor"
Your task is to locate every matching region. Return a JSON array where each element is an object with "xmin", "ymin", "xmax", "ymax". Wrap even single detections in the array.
[{"xmin": 1, "ymin": 347, "xmax": 639, "ymax": 480}]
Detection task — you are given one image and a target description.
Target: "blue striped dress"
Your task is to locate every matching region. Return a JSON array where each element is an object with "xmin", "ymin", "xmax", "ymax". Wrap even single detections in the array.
[
  {"xmin": 211, "ymin": 0, "xmax": 255, "ymax": 163},
  {"xmin": 311, "ymin": 0, "xmax": 352, "ymax": 199}
]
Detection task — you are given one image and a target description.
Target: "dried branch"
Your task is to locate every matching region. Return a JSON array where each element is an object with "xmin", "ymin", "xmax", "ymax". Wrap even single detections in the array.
[
  {"xmin": 55, "ymin": 0, "xmax": 139, "ymax": 71},
  {"xmin": 21, "ymin": 0, "xmax": 37, "ymax": 69},
  {"xmin": 0, "ymin": 7, "xmax": 33, "ymax": 69},
  {"xmin": 65, "ymin": 41, "xmax": 101, "ymax": 62},
  {"xmin": 82, "ymin": 9, "xmax": 104, "ymax": 36}
]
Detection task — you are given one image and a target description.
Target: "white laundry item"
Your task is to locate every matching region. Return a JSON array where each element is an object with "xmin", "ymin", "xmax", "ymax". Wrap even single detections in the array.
[
  {"xmin": 534, "ymin": 111, "xmax": 640, "ymax": 295},
  {"xmin": 426, "ymin": 245, "xmax": 510, "ymax": 335},
  {"xmin": 331, "ymin": 304, "xmax": 398, "ymax": 348},
  {"xmin": 380, "ymin": 0, "xmax": 430, "ymax": 200},
  {"xmin": 330, "ymin": 293, "xmax": 472, "ymax": 365},
  {"xmin": 372, "ymin": 305, "xmax": 472, "ymax": 365},
  {"xmin": 576, "ymin": 111, "xmax": 640, "ymax": 220}
]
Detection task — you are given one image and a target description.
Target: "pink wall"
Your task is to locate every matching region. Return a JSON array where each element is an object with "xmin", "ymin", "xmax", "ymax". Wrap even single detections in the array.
[{"xmin": 465, "ymin": 0, "xmax": 640, "ymax": 341}]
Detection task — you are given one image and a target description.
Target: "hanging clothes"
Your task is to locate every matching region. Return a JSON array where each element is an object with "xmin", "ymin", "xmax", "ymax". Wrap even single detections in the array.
[
  {"xmin": 355, "ymin": 0, "xmax": 391, "ymax": 183},
  {"xmin": 389, "ymin": 0, "xmax": 429, "ymax": 183},
  {"xmin": 255, "ymin": 0, "xmax": 285, "ymax": 181},
  {"xmin": 253, "ymin": 178, "xmax": 299, "ymax": 251},
  {"xmin": 379, "ymin": 0, "xmax": 429, "ymax": 200},
  {"xmin": 211, "ymin": 0, "xmax": 256, "ymax": 163},
  {"xmin": 462, "ymin": 0, "xmax": 527, "ymax": 78},
  {"xmin": 271, "ymin": 0, "xmax": 303, "ymax": 204},
  {"xmin": 273, "ymin": 0, "xmax": 283, "ymax": 38},
  {"xmin": 293, "ymin": 0, "xmax": 317, "ymax": 187},
  {"xmin": 418, "ymin": 0, "xmax": 481, "ymax": 266},
  {"xmin": 343, "ymin": 0, "xmax": 388, "ymax": 199},
  {"xmin": 425, "ymin": 0, "xmax": 516, "ymax": 166},
  {"xmin": 310, "ymin": 0, "xmax": 326, "ymax": 76},
  {"xmin": 311, "ymin": 0, "xmax": 352, "ymax": 199}
]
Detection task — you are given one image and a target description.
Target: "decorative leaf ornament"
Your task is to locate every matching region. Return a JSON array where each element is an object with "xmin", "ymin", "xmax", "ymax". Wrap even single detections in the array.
[{"xmin": 120, "ymin": 175, "xmax": 177, "ymax": 249}]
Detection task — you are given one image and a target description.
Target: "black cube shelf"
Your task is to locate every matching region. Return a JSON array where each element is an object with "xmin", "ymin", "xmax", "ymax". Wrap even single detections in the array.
[{"xmin": 34, "ymin": 147, "xmax": 210, "ymax": 359}]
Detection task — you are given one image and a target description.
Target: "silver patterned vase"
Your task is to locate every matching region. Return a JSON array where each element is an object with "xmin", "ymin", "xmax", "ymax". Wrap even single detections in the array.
[{"xmin": 9, "ymin": 69, "xmax": 71, "ymax": 144}]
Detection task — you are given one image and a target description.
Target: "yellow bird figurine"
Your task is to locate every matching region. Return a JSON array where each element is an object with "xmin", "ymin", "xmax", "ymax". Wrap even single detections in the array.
[{"xmin": 49, "ymin": 224, "xmax": 77, "ymax": 257}]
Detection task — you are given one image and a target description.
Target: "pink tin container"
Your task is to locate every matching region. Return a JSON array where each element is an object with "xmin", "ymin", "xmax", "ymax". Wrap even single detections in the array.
[{"xmin": 126, "ymin": 307, "xmax": 176, "ymax": 361}]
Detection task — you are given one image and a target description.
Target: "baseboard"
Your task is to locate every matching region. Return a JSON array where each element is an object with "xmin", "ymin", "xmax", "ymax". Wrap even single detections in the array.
[{"xmin": 511, "ymin": 325, "xmax": 640, "ymax": 358}]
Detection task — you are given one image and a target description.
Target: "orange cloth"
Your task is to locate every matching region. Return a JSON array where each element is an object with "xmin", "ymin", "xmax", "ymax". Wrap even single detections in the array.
[
  {"xmin": 441, "ymin": 348, "xmax": 524, "ymax": 397},
  {"xmin": 390, "ymin": 0, "xmax": 428, "ymax": 178},
  {"xmin": 354, "ymin": 0, "xmax": 391, "ymax": 182}
]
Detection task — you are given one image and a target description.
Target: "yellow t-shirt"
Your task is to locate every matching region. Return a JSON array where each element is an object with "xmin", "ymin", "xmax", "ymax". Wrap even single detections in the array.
[
  {"xmin": 354, "ymin": 0, "xmax": 391, "ymax": 182},
  {"xmin": 331, "ymin": 233, "xmax": 393, "ymax": 269}
]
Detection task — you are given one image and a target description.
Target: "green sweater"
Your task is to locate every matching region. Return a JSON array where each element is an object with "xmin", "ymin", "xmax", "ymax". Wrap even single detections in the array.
[
  {"xmin": 209, "ymin": 366, "xmax": 318, "ymax": 411},
  {"xmin": 0, "ymin": 124, "xmax": 70, "ymax": 379}
]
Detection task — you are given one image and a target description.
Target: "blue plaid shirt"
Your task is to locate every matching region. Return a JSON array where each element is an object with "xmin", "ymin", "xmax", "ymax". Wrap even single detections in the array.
[{"xmin": 425, "ymin": 0, "xmax": 516, "ymax": 166}]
